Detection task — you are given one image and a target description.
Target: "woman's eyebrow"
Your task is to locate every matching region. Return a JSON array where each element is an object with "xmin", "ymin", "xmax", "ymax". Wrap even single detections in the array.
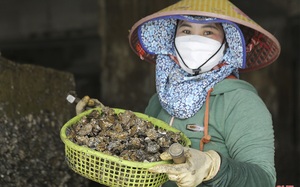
[
  {"xmin": 201, "ymin": 24, "xmax": 221, "ymax": 30},
  {"xmin": 178, "ymin": 22, "xmax": 192, "ymax": 28}
]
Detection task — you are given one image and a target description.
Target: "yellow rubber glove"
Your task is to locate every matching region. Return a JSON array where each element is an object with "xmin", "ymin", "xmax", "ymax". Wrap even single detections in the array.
[
  {"xmin": 149, "ymin": 147, "xmax": 221, "ymax": 187},
  {"xmin": 75, "ymin": 96, "xmax": 104, "ymax": 115}
]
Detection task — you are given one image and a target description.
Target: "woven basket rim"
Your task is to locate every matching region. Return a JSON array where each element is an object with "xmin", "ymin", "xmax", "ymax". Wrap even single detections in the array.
[{"xmin": 60, "ymin": 107, "xmax": 191, "ymax": 168}]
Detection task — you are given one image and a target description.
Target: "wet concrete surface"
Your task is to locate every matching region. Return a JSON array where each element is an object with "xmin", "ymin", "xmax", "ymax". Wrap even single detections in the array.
[{"xmin": 0, "ymin": 57, "xmax": 91, "ymax": 186}]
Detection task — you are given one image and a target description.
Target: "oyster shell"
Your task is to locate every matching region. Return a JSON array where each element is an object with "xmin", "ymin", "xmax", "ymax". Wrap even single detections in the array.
[{"xmin": 66, "ymin": 106, "xmax": 184, "ymax": 162}]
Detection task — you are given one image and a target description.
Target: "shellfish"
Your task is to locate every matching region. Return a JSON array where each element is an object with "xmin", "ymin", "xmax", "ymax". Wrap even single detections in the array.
[{"xmin": 66, "ymin": 107, "xmax": 184, "ymax": 162}]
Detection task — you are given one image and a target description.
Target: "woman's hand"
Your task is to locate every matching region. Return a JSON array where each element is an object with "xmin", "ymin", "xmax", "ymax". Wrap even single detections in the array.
[
  {"xmin": 149, "ymin": 147, "xmax": 221, "ymax": 187},
  {"xmin": 75, "ymin": 96, "xmax": 104, "ymax": 115}
]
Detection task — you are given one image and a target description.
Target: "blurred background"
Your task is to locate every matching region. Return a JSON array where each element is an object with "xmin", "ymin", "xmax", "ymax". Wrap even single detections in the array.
[{"xmin": 0, "ymin": 0, "xmax": 298, "ymax": 186}]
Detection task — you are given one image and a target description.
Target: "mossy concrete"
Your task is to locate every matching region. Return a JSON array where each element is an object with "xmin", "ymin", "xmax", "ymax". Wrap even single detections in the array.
[
  {"xmin": 0, "ymin": 56, "xmax": 76, "ymax": 119},
  {"xmin": 0, "ymin": 56, "xmax": 90, "ymax": 186}
]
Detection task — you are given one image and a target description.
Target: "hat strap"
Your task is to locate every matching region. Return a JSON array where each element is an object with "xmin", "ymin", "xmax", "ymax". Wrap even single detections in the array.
[
  {"xmin": 200, "ymin": 88, "xmax": 213, "ymax": 151},
  {"xmin": 200, "ymin": 74, "xmax": 237, "ymax": 151}
]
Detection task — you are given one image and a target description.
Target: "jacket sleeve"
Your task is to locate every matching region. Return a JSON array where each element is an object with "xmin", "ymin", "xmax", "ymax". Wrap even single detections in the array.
[
  {"xmin": 204, "ymin": 89, "xmax": 276, "ymax": 187},
  {"xmin": 144, "ymin": 94, "xmax": 161, "ymax": 117}
]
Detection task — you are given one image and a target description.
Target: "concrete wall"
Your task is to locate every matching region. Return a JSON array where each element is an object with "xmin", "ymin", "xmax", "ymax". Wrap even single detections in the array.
[{"xmin": 0, "ymin": 57, "xmax": 91, "ymax": 186}]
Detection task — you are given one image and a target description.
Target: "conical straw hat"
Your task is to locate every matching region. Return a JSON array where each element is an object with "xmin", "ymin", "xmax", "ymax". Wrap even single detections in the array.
[{"xmin": 129, "ymin": 0, "xmax": 281, "ymax": 72}]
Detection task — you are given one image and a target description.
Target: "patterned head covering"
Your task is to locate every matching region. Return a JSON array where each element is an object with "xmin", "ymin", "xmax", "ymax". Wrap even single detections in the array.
[
  {"xmin": 128, "ymin": 0, "xmax": 281, "ymax": 119},
  {"xmin": 129, "ymin": 0, "xmax": 280, "ymax": 72}
]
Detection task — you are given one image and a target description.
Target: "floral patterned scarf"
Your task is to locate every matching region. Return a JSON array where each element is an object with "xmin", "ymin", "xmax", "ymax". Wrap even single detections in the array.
[{"xmin": 139, "ymin": 16, "xmax": 246, "ymax": 119}]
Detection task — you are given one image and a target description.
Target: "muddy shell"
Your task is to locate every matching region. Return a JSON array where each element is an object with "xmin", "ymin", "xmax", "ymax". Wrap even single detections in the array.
[{"xmin": 66, "ymin": 107, "xmax": 184, "ymax": 162}]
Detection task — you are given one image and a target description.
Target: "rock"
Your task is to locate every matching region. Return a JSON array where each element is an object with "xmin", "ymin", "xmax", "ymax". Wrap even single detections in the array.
[
  {"xmin": 0, "ymin": 56, "xmax": 76, "ymax": 119},
  {"xmin": 0, "ymin": 57, "xmax": 90, "ymax": 186}
]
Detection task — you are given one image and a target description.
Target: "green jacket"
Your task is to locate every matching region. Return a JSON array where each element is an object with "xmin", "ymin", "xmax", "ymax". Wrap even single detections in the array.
[{"xmin": 145, "ymin": 79, "xmax": 276, "ymax": 187}]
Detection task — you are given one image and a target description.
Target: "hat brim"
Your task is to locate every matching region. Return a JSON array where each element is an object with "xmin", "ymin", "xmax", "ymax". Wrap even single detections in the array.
[{"xmin": 129, "ymin": 0, "xmax": 281, "ymax": 72}]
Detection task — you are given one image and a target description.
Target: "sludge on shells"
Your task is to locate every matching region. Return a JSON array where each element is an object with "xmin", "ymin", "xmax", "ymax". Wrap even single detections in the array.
[{"xmin": 66, "ymin": 106, "xmax": 184, "ymax": 162}]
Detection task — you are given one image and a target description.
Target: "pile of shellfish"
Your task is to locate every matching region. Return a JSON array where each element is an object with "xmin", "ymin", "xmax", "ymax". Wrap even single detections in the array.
[{"xmin": 66, "ymin": 107, "xmax": 183, "ymax": 162}]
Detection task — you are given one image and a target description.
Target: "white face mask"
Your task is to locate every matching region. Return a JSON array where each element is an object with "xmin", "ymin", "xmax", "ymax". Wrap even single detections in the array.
[{"xmin": 175, "ymin": 35, "xmax": 225, "ymax": 75}]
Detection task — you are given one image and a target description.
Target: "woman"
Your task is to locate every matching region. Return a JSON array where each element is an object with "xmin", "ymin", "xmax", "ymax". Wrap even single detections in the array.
[
  {"xmin": 77, "ymin": 0, "xmax": 281, "ymax": 186},
  {"xmin": 127, "ymin": 0, "xmax": 280, "ymax": 186}
]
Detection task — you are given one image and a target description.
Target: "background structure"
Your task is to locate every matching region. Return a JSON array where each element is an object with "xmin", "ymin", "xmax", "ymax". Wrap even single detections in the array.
[{"xmin": 0, "ymin": 0, "xmax": 299, "ymax": 186}]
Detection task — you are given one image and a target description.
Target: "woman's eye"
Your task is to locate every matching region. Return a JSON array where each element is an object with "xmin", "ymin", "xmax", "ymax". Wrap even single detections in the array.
[
  {"xmin": 182, "ymin": 30, "xmax": 191, "ymax": 34},
  {"xmin": 203, "ymin": 31, "xmax": 213, "ymax": 36}
]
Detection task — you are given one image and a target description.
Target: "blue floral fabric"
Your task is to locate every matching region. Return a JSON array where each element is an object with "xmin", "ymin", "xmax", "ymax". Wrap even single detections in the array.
[{"xmin": 139, "ymin": 16, "xmax": 246, "ymax": 119}]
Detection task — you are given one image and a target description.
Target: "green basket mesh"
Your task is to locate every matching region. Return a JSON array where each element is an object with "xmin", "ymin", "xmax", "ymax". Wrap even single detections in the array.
[{"xmin": 60, "ymin": 108, "xmax": 191, "ymax": 187}]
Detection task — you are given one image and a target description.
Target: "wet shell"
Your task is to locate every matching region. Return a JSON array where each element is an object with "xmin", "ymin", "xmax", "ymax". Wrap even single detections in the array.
[{"xmin": 67, "ymin": 106, "xmax": 184, "ymax": 162}]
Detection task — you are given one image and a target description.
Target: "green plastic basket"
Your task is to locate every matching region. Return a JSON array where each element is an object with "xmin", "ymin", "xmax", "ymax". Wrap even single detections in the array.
[{"xmin": 60, "ymin": 108, "xmax": 191, "ymax": 187}]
